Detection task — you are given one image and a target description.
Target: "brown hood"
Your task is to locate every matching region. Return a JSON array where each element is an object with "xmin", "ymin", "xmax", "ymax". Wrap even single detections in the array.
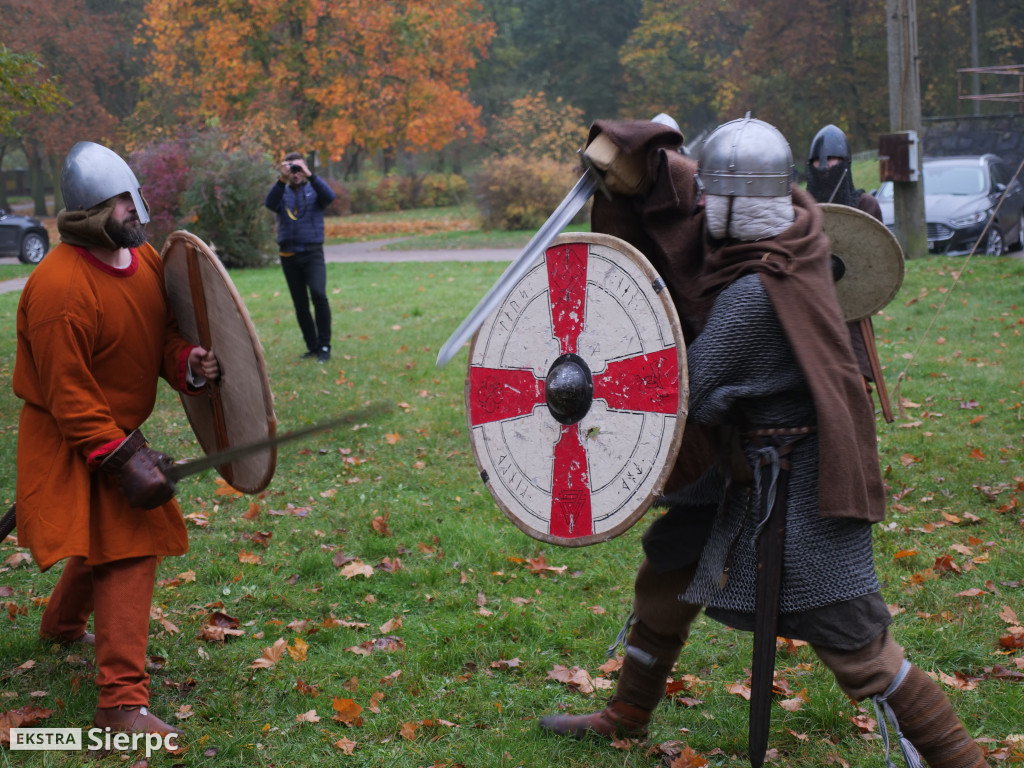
[
  {"xmin": 57, "ymin": 199, "xmax": 120, "ymax": 251},
  {"xmin": 695, "ymin": 186, "xmax": 886, "ymax": 521}
]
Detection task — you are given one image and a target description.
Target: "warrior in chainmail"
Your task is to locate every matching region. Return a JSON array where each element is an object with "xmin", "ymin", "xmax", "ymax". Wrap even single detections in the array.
[
  {"xmin": 806, "ymin": 123, "xmax": 865, "ymax": 207},
  {"xmin": 806, "ymin": 124, "xmax": 890, "ymax": 410},
  {"xmin": 539, "ymin": 116, "xmax": 987, "ymax": 768}
]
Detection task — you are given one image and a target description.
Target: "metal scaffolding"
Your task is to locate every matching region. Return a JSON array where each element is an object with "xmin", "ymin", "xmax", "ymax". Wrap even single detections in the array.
[{"xmin": 957, "ymin": 65, "xmax": 1024, "ymax": 113}]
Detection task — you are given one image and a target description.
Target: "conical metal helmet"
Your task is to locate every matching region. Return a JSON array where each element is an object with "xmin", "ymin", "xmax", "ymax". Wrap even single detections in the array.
[
  {"xmin": 698, "ymin": 116, "xmax": 793, "ymax": 198},
  {"xmin": 60, "ymin": 141, "xmax": 150, "ymax": 224},
  {"xmin": 808, "ymin": 124, "xmax": 851, "ymax": 167}
]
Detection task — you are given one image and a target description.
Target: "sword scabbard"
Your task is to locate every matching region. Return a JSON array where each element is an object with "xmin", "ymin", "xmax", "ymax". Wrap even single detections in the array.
[
  {"xmin": 859, "ymin": 318, "xmax": 894, "ymax": 423},
  {"xmin": 749, "ymin": 461, "xmax": 790, "ymax": 767}
]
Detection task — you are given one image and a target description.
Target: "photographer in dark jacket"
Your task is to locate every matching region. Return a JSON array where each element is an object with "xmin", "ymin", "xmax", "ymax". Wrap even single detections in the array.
[{"xmin": 265, "ymin": 152, "xmax": 336, "ymax": 363}]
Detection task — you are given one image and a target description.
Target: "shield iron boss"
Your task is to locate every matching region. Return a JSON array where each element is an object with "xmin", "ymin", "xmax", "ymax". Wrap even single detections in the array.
[
  {"xmin": 466, "ymin": 233, "xmax": 688, "ymax": 547},
  {"xmin": 819, "ymin": 203, "xmax": 905, "ymax": 321},
  {"xmin": 162, "ymin": 231, "xmax": 278, "ymax": 494}
]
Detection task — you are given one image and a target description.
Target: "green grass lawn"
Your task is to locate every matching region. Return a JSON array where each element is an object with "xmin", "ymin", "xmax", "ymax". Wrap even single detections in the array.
[
  {"xmin": 851, "ymin": 158, "xmax": 882, "ymax": 195},
  {"xmin": 0, "ymin": 251, "xmax": 1022, "ymax": 767}
]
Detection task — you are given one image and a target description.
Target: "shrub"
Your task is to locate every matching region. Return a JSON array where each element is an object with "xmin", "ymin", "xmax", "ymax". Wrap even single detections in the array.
[
  {"xmin": 323, "ymin": 178, "xmax": 352, "ymax": 217},
  {"xmin": 473, "ymin": 156, "xmax": 583, "ymax": 231},
  {"xmin": 130, "ymin": 137, "xmax": 191, "ymax": 252},
  {"xmin": 133, "ymin": 128, "xmax": 277, "ymax": 268},
  {"xmin": 418, "ymin": 173, "xmax": 469, "ymax": 207},
  {"xmin": 354, "ymin": 176, "xmax": 407, "ymax": 213},
  {"xmin": 346, "ymin": 172, "xmax": 469, "ymax": 213},
  {"xmin": 179, "ymin": 132, "xmax": 277, "ymax": 268}
]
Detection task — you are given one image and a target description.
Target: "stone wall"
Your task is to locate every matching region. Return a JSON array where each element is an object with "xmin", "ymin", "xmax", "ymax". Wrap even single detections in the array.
[{"xmin": 922, "ymin": 112, "xmax": 1024, "ymax": 174}]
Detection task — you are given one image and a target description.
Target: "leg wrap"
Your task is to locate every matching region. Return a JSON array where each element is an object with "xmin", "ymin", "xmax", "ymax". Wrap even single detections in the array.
[
  {"xmin": 615, "ymin": 620, "xmax": 685, "ymax": 711},
  {"xmin": 614, "ymin": 558, "xmax": 701, "ymax": 711},
  {"xmin": 813, "ymin": 629, "xmax": 906, "ymax": 701},
  {"xmin": 538, "ymin": 619, "xmax": 681, "ymax": 740},
  {"xmin": 816, "ymin": 631, "xmax": 984, "ymax": 768},
  {"xmin": 876, "ymin": 662, "xmax": 986, "ymax": 768},
  {"xmin": 539, "ymin": 559, "xmax": 701, "ymax": 740}
]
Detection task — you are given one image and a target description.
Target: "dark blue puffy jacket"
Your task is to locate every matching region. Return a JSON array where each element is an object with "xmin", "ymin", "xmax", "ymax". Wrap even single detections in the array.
[{"xmin": 264, "ymin": 176, "xmax": 336, "ymax": 252}]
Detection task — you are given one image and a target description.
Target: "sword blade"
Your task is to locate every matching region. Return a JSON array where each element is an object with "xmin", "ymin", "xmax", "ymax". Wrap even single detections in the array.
[
  {"xmin": 167, "ymin": 402, "xmax": 391, "ymax": 484},
  {"xmin": 435, "ymin": 169, "xmax": 599, "ymax": 368}
]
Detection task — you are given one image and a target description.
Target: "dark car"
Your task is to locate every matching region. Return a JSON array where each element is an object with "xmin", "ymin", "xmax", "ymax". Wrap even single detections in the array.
[
  {"xmin": 0, "ymin": 208, "xmax": 50, "ymax": 264},
  {"xmin": 875, "ymin": 154, "xmax": 1024, "ymax": 256}
]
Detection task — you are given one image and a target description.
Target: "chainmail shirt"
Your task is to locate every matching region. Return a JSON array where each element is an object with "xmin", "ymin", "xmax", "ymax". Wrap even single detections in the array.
[{"xmin": 669, "ymin": 274, "xmax": 883, "ymax": 637}]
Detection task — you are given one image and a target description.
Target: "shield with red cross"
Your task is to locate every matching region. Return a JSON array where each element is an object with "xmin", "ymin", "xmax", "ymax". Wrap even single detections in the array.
[{"xmin": 466, "ymin": 232, "xmax": 687, "ymax": 547}]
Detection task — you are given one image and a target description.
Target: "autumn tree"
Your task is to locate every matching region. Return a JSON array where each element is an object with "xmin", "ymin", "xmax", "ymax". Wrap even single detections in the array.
[
  {"xmin": 485, "ymin": 92, "xmax": 588, "ymax": 163},
  {"xmin": 0, "ymin": 44, "xmax": 65, "ymax": 209},
  {"xmin": 917, "ymin": 0, "xmax": 1024, "ymax": 117},
  {"xmin": 618, "ymin": 0, "xmax": 744, "ymax": 143},
  {"xmin": 134, "ymin": 0, "xmax": 495, "ymax": 165},
  {"xmin": 717, "ymin": 0, "xmax": 889, "ymax": 158},
  {"xmin": 0, "ymin": 0, "xmax": 147, "ymax": 214},
  {"xmin": 620, "ymin": 0, "xmax": 889, "ymax": 158},
  {"xmin": 0, "ymin": 46, "xmax": 63, "ymax": 137},
  {"xmin": 471, "ymin": 0, "xmax": 642, "ymax": 126}
]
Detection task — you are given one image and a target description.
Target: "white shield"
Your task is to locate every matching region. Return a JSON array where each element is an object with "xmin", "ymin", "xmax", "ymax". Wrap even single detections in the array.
[{"xmin": 466, "ymin": 233, "xmax": 687, "ymax": 547}]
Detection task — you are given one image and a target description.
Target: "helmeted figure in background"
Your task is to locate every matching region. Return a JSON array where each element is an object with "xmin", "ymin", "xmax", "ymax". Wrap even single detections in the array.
[
  {"xmin": 264, "ymin": 151, "xmax": 336, "ymax": 363},
  {"xmin": 14, "ymin": 141, "xmax": 220, "ymax": 737},
  {"xmin": 806, "ymin": 123, "xmax": 892, "ymax": 420},
  {"xmin": 806, "ymin": 123, "xmax": 881, "ymax": 214},
  {"xmin": 538, "ymin": 116, "xmax": 986, "ymax": 768}
]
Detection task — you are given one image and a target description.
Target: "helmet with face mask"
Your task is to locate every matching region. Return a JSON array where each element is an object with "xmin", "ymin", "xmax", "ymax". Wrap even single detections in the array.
[
  {"xmin": 805, "ymin": 124, "xmax": 858, "ymax": 206},
  {"xmin": 698, "ymin": 115, "xmax": 795, "ymax": 241},
  {"xmin": 60, "ymin": 141, "xmax": 150, "ymax": 224}
]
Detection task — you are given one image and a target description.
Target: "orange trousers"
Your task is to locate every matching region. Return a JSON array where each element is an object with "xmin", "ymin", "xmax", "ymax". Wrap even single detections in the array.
[{"xmin": 39, "ymin": 555, "xmax": 157, "ymax": 708}]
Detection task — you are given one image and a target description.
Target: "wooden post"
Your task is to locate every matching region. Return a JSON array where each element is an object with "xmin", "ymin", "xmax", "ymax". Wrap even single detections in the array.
[{"xmin": 886, "ymin": 0, "xmax": 928, "ymax": 259}]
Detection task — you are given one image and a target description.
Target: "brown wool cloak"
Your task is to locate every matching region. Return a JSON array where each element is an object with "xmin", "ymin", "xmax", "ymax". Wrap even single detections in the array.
[{"xmin": 588, "ymin": 120, "xmax": 886, "ymax": 523}]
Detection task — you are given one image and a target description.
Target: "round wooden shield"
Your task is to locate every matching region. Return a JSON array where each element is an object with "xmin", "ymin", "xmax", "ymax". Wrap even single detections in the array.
[
  {"xmin": 467, "ymin": 232, "xmax": 687, "ymax": 547},
  {"xmin": 820, "ymin": 203, "xmax": 905, "ymax": 321},
  {"xmin": 162, "ymin": 231, "xmax": 277, "ymax": 493}
]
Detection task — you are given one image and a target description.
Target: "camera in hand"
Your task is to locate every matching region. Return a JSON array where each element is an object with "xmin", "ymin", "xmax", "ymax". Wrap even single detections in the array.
[{"xmin": 289, "ymin": 163, "xmax": 302, "ymax": 173}]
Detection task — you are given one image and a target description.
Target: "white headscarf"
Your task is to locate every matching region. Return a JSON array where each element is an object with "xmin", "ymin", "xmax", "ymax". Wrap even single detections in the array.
[{"xmin": 705, "ymin": 193, "xmax": 794, "ymax": 241}]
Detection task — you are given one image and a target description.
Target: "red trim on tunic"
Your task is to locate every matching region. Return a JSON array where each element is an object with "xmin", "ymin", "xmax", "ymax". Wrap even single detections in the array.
[
  {"xmin": 88, "ymin": 438, "xmax": 125, "ymax": 469},
  {"xmin": 71, "ymin": 245, "xmax": 140, "ymax": 276}
]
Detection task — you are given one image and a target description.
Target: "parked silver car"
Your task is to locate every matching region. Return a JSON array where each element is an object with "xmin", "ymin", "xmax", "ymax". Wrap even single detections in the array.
[{"xmin": 875, "ymin": 154, "xmax": 1024, "ymax": 256}]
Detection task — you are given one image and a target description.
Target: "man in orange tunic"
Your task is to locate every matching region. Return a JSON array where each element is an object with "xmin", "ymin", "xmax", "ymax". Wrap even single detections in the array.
[{"xmin": 13, "ymin": 141, "xmax": 219, "ymax": 736}]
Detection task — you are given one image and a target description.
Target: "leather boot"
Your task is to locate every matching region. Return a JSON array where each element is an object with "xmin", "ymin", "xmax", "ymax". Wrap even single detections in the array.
[
  {"xmin": 94, "ymin": 705, "xmax": 181, "ymax": 737},
  {"xmin": 538, "ymin": 698, "xmax": 651, "ymax": 739},
  {"xmin": 876, "ymin": 661, "xmax": 986, "ymax": 768},
  {"xmin": 539, "ymin": 619, "xmax": 683, "ymax": 740}
]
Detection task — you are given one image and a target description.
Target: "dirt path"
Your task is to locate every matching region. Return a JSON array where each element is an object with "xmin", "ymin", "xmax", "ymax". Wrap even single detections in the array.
[{"xmin": 0, "ymin": 242, "xmax": 517, "ymax": 295}]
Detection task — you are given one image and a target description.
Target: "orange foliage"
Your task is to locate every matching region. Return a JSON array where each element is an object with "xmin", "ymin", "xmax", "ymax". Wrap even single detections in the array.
[
  {"xmin": 488, "ymin": 92, "xmax": 587, "ymax": 163},
  {"xmin": 137, "ymin": 0, "xmax": 496, "ymax": 158},
  {"xmin": 323, "ymin": 216, "xmax": 473, "ymax": 241}
]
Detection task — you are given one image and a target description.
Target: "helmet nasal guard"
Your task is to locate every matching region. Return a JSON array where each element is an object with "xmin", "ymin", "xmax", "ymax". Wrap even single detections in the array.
[
  {"xmin": 60, "ymin": 141, "xmax": 150, "ymax": 224},
  {"xmin": 698, "ymin": 115, "xmax": 793, "ymax": 198}
]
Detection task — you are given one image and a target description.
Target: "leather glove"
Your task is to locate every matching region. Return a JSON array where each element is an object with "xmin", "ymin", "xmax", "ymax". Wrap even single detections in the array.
[
  {"xmin": 100, "ymin": 430, "xmax": 177, "ymax": 509},
  {"xmin": 582, "ymin": 132, "xmax": 648, "ymax": 196}
]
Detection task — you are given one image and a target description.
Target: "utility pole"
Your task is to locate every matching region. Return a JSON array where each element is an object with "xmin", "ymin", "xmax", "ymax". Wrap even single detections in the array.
[
  {"xmin": 970, "ymin": 0, "xmax": 980, "ymax": 115},
  {"xmin": 886, "ymin": 0, "xmax": 928, "ymax": 258}
]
